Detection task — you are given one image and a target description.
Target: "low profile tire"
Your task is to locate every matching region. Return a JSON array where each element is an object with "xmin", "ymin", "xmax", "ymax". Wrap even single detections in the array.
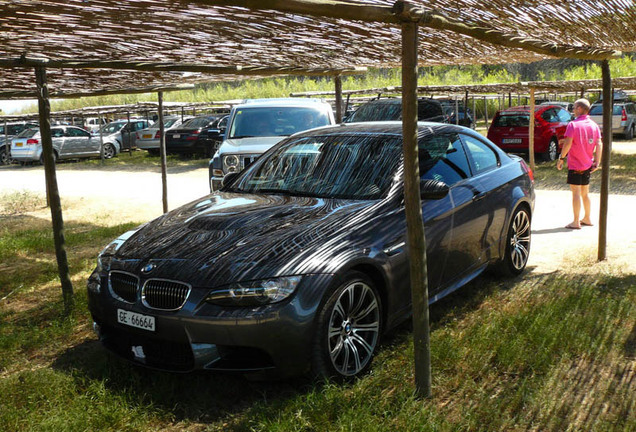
[
  {"xmin": 543, "ymin": 138, "xmax": 559, "ymax": 161},
  {"xmin": 102, "ymin": 143, "xmax": 116, "ymax": 159},
  {"xmin": 497, "ymin": 206, "xmax": 531, "ymax": 276},
  {"xmin": 311, "ymin": 271, "xmax": 382, "ymax": 380}
]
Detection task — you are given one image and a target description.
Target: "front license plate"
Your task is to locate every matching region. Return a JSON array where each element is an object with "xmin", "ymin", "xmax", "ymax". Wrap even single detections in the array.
[
  {"xmin": 117, "ymin": 309, "xmax": 155, "ymax": 332},
  {"xmin": 502, "ymin": 138, "xmax": 522, "ymax": 144},
  {"xmin": 172, "ymin": 134, "xmax": 180, "ymax": 139},
  {"xmin": 143, "ymin": 134, "xmax": 152, "ymax": 139}
]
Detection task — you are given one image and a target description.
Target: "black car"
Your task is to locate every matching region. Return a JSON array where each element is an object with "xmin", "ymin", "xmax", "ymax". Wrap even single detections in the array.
[
  {"xmin": 88, "ymin": 122, "xmax": 534, "ymax": 380},
  {"xmin": 166, "ymin": 115, "xmax": 227, "ymax": 156},
  {"xmin": 438, "ymin": 99, "xmax": 475, "ymax": 128},
  {"xmin": 344, "ymin": 98, "xmax": 449, "ymax": 123}
]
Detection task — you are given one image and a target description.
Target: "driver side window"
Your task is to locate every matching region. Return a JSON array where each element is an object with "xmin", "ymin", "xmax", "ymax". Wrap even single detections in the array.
[{"xmin": 419, "ymin": 133, "xmax": 471, "ymax": 186}]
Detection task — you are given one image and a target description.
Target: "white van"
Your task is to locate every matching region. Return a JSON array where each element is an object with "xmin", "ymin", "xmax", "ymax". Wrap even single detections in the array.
[{"xmin": 208, "ymin": 98, "xmax": 334, "ymax": 191}]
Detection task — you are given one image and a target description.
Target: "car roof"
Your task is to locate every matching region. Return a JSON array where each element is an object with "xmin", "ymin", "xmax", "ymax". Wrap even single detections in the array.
[
  {"xmin": 498, "ymin": 105, "xmax": 555, "ymax": 114},
  {"xmin": 297, "ymin": 121, "xmax": 476, "ymax": 137},
  {"xmin": 237, "ymin": 98, "xmax": 330, "ymax": 108}
]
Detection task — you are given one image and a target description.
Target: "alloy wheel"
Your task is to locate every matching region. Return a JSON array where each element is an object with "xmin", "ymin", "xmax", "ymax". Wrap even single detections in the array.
[
  {"xmin": 327, "ymin": 281, "xmax": 380, "ymax": 376},
  {"xmin": 509, "ymin": 209, "xmax": 531, "ymax": 271}
]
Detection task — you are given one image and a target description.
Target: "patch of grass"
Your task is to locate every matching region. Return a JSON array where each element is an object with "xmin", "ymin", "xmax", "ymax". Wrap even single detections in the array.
[
  {"xmin": 532, "ymin": 151, "xmax": 636, "ymax": 194},
  {"xmin": 0, "ymin": 190, "xmax": 46, "ymax": 216}
]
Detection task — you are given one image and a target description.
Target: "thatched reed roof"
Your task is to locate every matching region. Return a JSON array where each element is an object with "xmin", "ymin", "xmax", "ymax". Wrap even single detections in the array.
[{"xmin": 0, "ymin": 1, "xmax": 635, "ymax": 97}]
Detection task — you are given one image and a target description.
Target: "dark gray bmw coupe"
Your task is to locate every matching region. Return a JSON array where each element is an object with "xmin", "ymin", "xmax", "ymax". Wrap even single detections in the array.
[{"xmin": 87, "ymin": 122, "xmax": 534, "ymax": 379}]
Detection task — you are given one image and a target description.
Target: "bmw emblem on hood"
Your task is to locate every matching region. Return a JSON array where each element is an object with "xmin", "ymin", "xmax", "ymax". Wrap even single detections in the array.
[{"xmin": 141, "ymin": 263, "xmax": 156, "ymax": 274}]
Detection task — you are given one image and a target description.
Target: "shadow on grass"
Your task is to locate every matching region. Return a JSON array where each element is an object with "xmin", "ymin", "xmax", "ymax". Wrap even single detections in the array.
[{"xmin": 51, "ymin": 339, "xmax": 313, "ymax": 424}]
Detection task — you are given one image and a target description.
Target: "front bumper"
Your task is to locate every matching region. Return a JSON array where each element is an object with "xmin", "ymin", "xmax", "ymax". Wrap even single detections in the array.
[{"xmin": 88, "ymin": 272, "xmax": 334, "ymax": 377}]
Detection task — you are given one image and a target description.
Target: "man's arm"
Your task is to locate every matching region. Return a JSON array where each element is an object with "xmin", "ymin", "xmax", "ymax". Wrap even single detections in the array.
[
  {"xmin": 556, "ymin": 136, "xmax": 573, "ymax": 171},
  {"xmin": 591, "ymin": 135, "xmax": 603, "ymax": 172}
]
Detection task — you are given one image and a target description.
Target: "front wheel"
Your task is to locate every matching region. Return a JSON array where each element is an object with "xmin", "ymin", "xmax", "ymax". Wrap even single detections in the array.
[
  {"xmin": 102, "ymin": 143, "xmax": 116, "ymax": 159},
  {"xmin": 0, "ymin": 147, "xmax": 12, "ymax": 165},
  {"xmin": 497, "ymin": 207, "xmax": 531, "ymax": 276},
  {"xmin": 312, "ymin": 271, "xmax": 382, "ymax": 380}
]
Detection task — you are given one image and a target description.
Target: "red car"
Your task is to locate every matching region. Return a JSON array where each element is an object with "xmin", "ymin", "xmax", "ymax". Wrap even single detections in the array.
[{"xmin": 487, "ymin": 105, "xmax": 572, "ymax": 161}]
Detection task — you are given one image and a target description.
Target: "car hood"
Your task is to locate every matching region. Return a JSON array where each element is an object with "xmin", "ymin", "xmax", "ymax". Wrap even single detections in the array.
[
  {"xmin": 112, "ymin": 192, "xmax": 388, "ymax": 287},
  {"xmin": 219, "ymin": 136, "xmax": 286, "ymax": 155}
]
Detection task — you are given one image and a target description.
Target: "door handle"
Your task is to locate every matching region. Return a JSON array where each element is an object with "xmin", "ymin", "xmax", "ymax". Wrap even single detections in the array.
[{"xmin": 472, "ymin": 191, "xmax": 486, "ymax": 202}]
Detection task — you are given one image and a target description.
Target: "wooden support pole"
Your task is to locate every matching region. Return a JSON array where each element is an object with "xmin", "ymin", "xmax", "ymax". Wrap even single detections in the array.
[
  {"xmin": 158, "ymin": 91, "xmax": 169, "ymax": 214},
  {"xmin": 3, "ymin": 119, "xmax": 8, "ymax": 165},
  {"xmin": 401, "ymin": 19, "xmax": 431, "ymax": 399},
  {"xmin": 598, "ymin": 61, "xmax": 612, "ymax": 261},
  {"xmin": 471, "ymin": 94, "xmax": 476, "ymax": 129},
  {"xmin": 126, "ymin": 112, "xmax": 131, "ymax": 155},
  {"xmin": 98, "ymin": 111, "xmax": 105, "ymax": 164},
  {"xmin": 35, "ymin": 66, "xmax": 74, "ymax": 314},
  {"xmin": 334, "ymin": 75, "xmax": 343, "ymax": 123},
  {"xmin": 529, "ymin": 88, "xmax": 536, "ymax": 172},
  {"xmin": 483, "ymin": 96, "xmax": 489, "ymax": 129},
  {"xmin": 454, "ymin": 97, "xmax": 459, "ymax": 125}
]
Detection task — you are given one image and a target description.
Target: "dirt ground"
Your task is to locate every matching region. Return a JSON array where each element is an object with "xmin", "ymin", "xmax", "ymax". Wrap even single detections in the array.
[{"xmin": 1, "ymin": 147, "xmax": 635, "ymax": 275}]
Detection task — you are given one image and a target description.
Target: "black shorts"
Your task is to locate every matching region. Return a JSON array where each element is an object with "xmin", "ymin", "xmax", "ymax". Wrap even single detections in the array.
[{"xmin": 567, "ymin": 168, "xmax": 591, "ymax": 186}]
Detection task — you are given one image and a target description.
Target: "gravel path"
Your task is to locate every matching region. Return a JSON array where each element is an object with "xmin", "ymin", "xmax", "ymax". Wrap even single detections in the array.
[{"xmin": 1, "ymin": 161, "xmax": 634, "ymax": 274}]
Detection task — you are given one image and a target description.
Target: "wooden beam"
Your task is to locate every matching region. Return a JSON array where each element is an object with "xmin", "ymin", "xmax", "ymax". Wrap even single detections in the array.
[
  {"xmin": 401, "ymin": 19, "xmax": 431, "ymax": 399},
  {"xmin": 35, "ymin": 66, "xmax": 74, "ymax": 315},
  {"xmin": 598, "ymin": 61, "xmax": 612, "ymax": 261},
  {"xmin": 528, "ymin": 88, "xmax": 536, "ymax": 172},
  {"xmin": 334, "ymin": 75, "xmax": 343, "ymax": 123},
  {"xmin": 0, "ymin": 57, "xmax": 367, "ymax": 77}
]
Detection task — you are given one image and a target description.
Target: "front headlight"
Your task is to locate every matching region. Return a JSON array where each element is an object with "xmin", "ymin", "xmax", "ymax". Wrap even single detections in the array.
[
  {"xmin": 223, "ymin": 154, "xmax": 239, "ymax": 173},
  {"xmin": 206, "ymin": 276, "xmax": 302, "ymax": 306}
]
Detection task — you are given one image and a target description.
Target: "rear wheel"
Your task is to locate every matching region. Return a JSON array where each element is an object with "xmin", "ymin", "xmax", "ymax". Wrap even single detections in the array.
[
  {"xmin": 312, "ymin": 271, "xmax": 382, "ymax": 380},
  {"xmin": 625, "ymin": 125, "xmax": 634, "ymax": 141},
  {"xmin": 147, "ymin": 148, "xmax": 160, "ymax": 156},
  {"xmin": 39, "ymin": 151, "xmax": 57, "ymax": 165},
  {"xmin": 497, "ymin": 206, "xmax": 531, "ymax": 276},
  {"xmin": 543, "ymin": 138, "xmax": 558, "ymax": 161}
]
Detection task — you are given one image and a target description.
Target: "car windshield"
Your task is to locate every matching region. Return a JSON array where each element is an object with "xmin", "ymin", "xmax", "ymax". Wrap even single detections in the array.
[
  {"xmin": 589, "ymin": 105, "xmax": 623, "ymax": 116},
  {"xmin": 163, "ymin": 118, "xmax": 179, "ymax": 128},
  {"xmin": 227, "ymin": 134, "xmax": 402, "ymax": 199},
  {"xmin": 99, "ymin": 122, "xmax": 126, "ymax": 134},
  {"xmin": 229, "ymin": 107, "xmax": 330, "ymax": 139},
  {"xmin": 492, "ymin": 113, "xmax": 530, "ymax": 127},
  {"xmin": 182, "ymin": 117, "xmax": 216, "ymax": 129},
  {"xmin": 347, "ymin": 102, "xmax": 401, "ymax": 122},
  {"xmin": 15, "ymin": 128, "xmax": 39, "ymax": 138}
]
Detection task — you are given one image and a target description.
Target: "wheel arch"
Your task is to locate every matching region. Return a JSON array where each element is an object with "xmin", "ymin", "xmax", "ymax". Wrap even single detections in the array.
[
  {"xmin": 348, "ymin": 262, "xmax": 389, "ymax": 332},
  {"xmin": 497, "ymin": 197, "xmax": 532, "ymax": 262}
]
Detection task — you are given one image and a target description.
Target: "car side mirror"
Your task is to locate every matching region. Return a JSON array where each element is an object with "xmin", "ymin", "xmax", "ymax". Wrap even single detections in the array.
[
  {"xmin": 221, "ymin": 172, "xmax": 240, "ymax": 188},
  {"xmin": 420, "ymin": 179, "xmax": 450, "ymax": 200}
]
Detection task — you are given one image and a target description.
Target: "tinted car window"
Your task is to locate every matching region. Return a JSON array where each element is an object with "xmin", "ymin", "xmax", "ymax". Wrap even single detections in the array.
[
  {"xmin": 589, "ymin": 105, "xmax": 623, "ymax": 116},
  {"xmin": 461, "ymin": 134, "xmax": 499, "ymax": 174},
  {"xmin": 419, "ymin": 133, "xmax": 470, "ymax": 186},
  {"xmin": 183, "ymin": 117, "xmax": 217, "ymax": 129},
  {"xmin": 51, "ymin": 128, "xmax": 64, "ymax": 138},
  {"xmin": 15, "ymin": 128, "xmax": 38, "ymax": 138},
  {"xmin": 65, "ymin": 127, "xmax": 89, "ymax": 137},
  {"xmin": 492, "ymin": 113, "xmax": 529, "ymax": 127},
  {"xmin": 229, "ymin": 107, "xmax": 330, "ymax": 139},
  {"xmin": 100, "ymin": 122, "xmax": 126, "ymax": 134},
  {"xmin": 541, "ymin": 109, "xmax": 560, "ymax": 123}
]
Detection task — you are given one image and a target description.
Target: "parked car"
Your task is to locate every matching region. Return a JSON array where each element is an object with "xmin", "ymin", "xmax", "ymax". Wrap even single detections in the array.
[
  {"xmin": 343, "ymin": 97, "xmax": 448, "ymax": 124},
  {"xmin": 438, "ymin": 99, "xmax": 475, "ymax": 128},
  {"xmin": 539, "ymin": 101, "xmax": 574, "ymax": 113},
  {"xmin": 95, "ymin": 119, "xmax": 151, "ymax": 155},
  {"xmin": 0, "ymin": 121, "xmax": 39, "ymax": 165},
  {"xmin": 136, "ymin": 115, "xmax": 194, "ymax": 155},
  {"xmin": 11, "ymin": 125, "xmax": 110, "ymax": 163},
  {"xmin": 84, "ymin": 117, "xmax": 108, "ymax": 133},
  {"xmin": 165, "ymin": 115, "xmax": 227, "ymax": 157},
  {"xmin": 487, "ymin": 105, "xmax": 571, "ymax": 161},
  {"xmin": 209, "ymin": 99, "xmax": 334, "ymax": 191},
  {"xmin": 88, "ymin": 121, "xmax": 534, "ymax": 380},
  {"xmin": 589, "ymin": 101, "xmax": 636, "ymax": 140}
]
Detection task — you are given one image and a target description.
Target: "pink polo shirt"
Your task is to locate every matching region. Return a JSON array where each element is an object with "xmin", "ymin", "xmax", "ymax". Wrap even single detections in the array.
[{"xmin": 564, "ymin": 114, "xmax": 601, "ymax": 171}]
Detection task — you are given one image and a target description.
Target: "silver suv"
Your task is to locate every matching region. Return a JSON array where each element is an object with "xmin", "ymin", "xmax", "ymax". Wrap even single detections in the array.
[
  {"xmin": 208, "ymin": 98, "xmax": 334, "ymax": 191},
  {"xmin": 589, "ymin": 101, "xmax": 636, "ymax": 140}
]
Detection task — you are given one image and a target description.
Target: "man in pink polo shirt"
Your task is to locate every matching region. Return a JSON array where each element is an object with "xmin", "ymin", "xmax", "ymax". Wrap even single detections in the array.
[{"xmin": 556, "ymin": 98, "xmax": 602, "ymax": 229}]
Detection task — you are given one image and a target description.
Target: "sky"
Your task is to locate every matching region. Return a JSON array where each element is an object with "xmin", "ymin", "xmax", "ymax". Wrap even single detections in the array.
[{"xmin": 0, "ymin": 99, "xmax": 38, "ymax": 115}]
